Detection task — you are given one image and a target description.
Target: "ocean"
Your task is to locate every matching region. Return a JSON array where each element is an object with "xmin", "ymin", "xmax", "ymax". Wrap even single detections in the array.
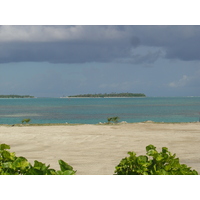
[{"xmin": 0, "ymin": 97, "xmax": 200, "ymax": 124}]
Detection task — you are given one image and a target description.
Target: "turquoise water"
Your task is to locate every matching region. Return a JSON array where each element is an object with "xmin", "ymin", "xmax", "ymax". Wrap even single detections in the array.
[{"xmin": 0, "ymin": 97, "xmax": 200, "ymax": 124}]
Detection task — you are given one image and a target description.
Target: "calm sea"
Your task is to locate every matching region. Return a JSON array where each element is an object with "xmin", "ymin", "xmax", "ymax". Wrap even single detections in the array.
[{"xmin": 0, "ymin": 97, "xmax": 200, "ymax": 124}]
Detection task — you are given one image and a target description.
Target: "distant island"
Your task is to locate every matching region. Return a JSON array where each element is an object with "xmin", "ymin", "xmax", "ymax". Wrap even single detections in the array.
[
  {"xmin": 0, "ymin": 95, "xmax": 34, "ymax": 98},
  {"xmin": 68, "ymin": 93, "xmax": 146, "ymax": 98}
]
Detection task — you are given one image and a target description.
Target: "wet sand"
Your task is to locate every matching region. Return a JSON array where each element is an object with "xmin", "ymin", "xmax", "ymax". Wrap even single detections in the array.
[{"xmin": 0, "ymin": 122, "xmax": 200, "ymax": 175}]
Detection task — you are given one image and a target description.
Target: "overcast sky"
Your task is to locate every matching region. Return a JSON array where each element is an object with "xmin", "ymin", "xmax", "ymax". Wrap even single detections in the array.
[{"xmin": 0, "ymin": 25, "xmax": 200, "ymax": 97}]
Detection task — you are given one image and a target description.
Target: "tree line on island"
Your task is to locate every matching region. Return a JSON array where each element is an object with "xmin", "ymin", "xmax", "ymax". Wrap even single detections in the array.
[
  {"xmin": 68, "ymin": 92, "xmax": 146, "ymax": 98},
  {"xmin": 0, "ymin": 95, "xmax": 34, "ymax": 98}
]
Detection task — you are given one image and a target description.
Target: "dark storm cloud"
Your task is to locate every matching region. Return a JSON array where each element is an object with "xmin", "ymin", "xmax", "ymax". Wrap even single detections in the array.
[
  {"xmin": 131, "ymin": 25, "xmax": 200, "ymax": 61},
  {"xmin": 165, "ymin": 38, "xmax": 200, "ymax": 61},
  {"xmin": 0, "ymin": 25, "xmax": 200, "ymax": 64},
  {"xmin": 130, "ymin": 36, "xmax": 140, "ymax": 48},
  {"xmin": 0, "ymin": 41, "xmax": 131, "ymax": 63},
  {"xmin": 0, "ymin": 25, "xmax": 133, "ymax": 63}
]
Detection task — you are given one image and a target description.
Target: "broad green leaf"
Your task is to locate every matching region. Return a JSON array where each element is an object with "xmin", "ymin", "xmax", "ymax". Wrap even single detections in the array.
[
  {"xmin": 2, "ymin": 162, "xmax": 13, "ymax": 169},
  {"xmin": 147, "ymin": 149, "xmax": 157, "ymax": 156},
  {"xmin": 146, "ymin": 144, "xmax": 156, "ymax": 152},
  {"xmin": 26, "ymin": 168, "xmax": 46, "ymax": 175},
  {"xmin": 12, "ymin": 157, "xmax": 29, "ymax": 170},
  {"xmin": 137, "ymin": 155, "xmax": 148, "ymax": 165},
  {"xmin": 156, "ymin": 155, "xmax": 164, "ymax": 162},
  {"xmin": 162, "ymin": 147, "xmax": 168, "ymax": 153},
  {"xmin": 33, "ymin": 160, "xmax": 44, "ymax": 168},
  {"xmin": 128, "ymin": 151, "xmax": 136, "ymax": 157},
  {"xmin": 153, "ymin": 164, "xmax": 157, "ymax": 172},
  {"xmin": 2, "ymin": 150, "xmax": 16, "ymax": 161},
  {"xmin": 191, "ymin": 170, "xmax": 198, "ymax": 175},
  {"xmin": 33, "ymin": 160, "xmax": 49, "ymax": 171},
  {"xmin": 170, "ymin": 158, "xmax": 180, "ymax": 168},
  {"xmin": 1, "ymin": 150, "xmax": 11, "ymax": 160},
  {"xmin": 59, "ymin": 170, "xmax": 76, "ymax": 175},
  {"xmin": 59, "ymin": 160, "xmax": 73, "ymax": 171},
  {"xmin": 0, "ymin": 144, "xmax": 10, "ymax": 150},
  {"xmin": 157, "ymin": 169, "xmax": 168, "ymax": 175},
  {"xmin": 27, "ymin": 167, "xmax": 53, "ymax": 175},
  {"xmin": 164, "ymin": 164, "xmax": 171, "ymax": 171},
  {"xmin": 48, "ymin": 169, "xmax": 57, "ymax": 175},
  {"xmin": 163, "ymin": 154, "xmax": 169, "ymax": 160},
  {"xmin": 180, "ymin": 164, "xmax": 188, "ymax": 169},
  {"xmin": 136, "ymin": 169, "xmax": 143, "ymax": 174}
]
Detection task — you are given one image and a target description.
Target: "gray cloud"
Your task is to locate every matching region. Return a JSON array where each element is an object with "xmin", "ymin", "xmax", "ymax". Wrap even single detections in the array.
[
  {"xmin": 129, "ymin": 50, "xmax": 163, "ymax": 64},
  {"xmin": 130, "ymin": 36, "xmax": 140, "ymax": 47},
  {"xmin": 0, "ymin": 41, "xmax": 131, "ymax": 63},
  {"xmin": 1, "ymin": 25, "xmax": 200, "ymax": 64},
  {"xmin": 130, "ymin": 25, "xmax": 200, "ymax": 61},
  {"xmin": 0, "ymin": 25, "xmax": 127, "ymax": 43}
]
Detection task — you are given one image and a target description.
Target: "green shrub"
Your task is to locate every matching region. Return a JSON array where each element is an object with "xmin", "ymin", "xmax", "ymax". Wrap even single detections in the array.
[
  {"xmin": 21, "ymin": 118, "xmax": 31, "ymax": 124},
  {"xmin": 0, "ymin": 143, "xmax": 76, "ymax": 175},
  {"xmin": 114, "ymin": 144, "xmax": 198, "ymax": 175},
  {"xmin": 107, "ymin": 116, "xmax": 120, "ymax": 124}
]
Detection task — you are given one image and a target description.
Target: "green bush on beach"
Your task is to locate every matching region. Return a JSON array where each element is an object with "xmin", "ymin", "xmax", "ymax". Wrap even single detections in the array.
[
  {"xmin": 107, "ymin": 116, "xmax": 120, "ymax": 124},
  {"xmin": 114, "ymin": 144, "xmax": 198, "ymax": 175},
  {"xmin": 1, "ymin": 143, "xmax": 198, "ymax": 175},
  {"xmin": 0, "ymin": 143, "xmax": 76, "ymax": 175},
  {"xmin": 21, "ymin": 118, "xmax": 31, "ymax": 124}
]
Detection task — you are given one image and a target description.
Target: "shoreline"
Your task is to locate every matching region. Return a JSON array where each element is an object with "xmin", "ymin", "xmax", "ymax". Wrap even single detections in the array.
[
  {"xmin": 0, "ymin": 121, "xmax": 200, "ymax": 127},
  {"xmin": 1, "ymin": 122, "xmax": 200, "ymax": 175}
]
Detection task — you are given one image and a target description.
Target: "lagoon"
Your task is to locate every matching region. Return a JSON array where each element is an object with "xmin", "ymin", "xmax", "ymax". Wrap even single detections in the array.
[{"xmin": 0, "ymin": 97, "xmax": 200, "ymax": 124}]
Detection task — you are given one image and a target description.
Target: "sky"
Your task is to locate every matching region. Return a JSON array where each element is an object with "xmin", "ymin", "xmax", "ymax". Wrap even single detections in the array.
[{"xmin": 0, "ymin": 25, "xmax": 200, "ymax": 97}]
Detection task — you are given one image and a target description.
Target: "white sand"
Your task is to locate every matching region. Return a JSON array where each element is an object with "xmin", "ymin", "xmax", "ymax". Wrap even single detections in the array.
[{"xmin": 0, "ymin": 122, "xmax": 200, "ymax": 175}]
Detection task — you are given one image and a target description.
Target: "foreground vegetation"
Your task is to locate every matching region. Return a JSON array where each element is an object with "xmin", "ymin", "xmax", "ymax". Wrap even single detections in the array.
[
  {"xmin": 114, "ymin": 144, "xmax": 198, "ymax": 175},
  {"xmin": 0, "ymin": 144, "xmax": 76, "ymax": 175},
  {"xmin": 68, "ymin": 92, "xmax": 146, "ymax": 98},
  {"xmin": 0, "ymin": 143, "xmax": 198, "ymax": 175},
  {"xmin": 0, "ymin": 95, "xmax": 34, "ymax": 98}
]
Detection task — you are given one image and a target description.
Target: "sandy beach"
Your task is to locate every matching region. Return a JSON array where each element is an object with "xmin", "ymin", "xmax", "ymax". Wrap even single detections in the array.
[{"xmin": 0, "ymin": 122, "xmax": 200, "ymax": 175}]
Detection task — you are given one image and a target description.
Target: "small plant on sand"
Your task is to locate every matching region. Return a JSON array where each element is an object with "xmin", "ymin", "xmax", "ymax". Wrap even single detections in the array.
[
  {"xmin": 21, "ymin": 118, "xmax": 31, "ymax": 124},
  {"xmin": 107, "ymin": 116, "xmax": 120, "ymax": 124},
  {"xmin": 0, "ymin": 143, "xmax": 76, "ymax": 175},
  {"xmin": 114, "ymin": 144, "xmax": 198, "ymax": 175}
]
